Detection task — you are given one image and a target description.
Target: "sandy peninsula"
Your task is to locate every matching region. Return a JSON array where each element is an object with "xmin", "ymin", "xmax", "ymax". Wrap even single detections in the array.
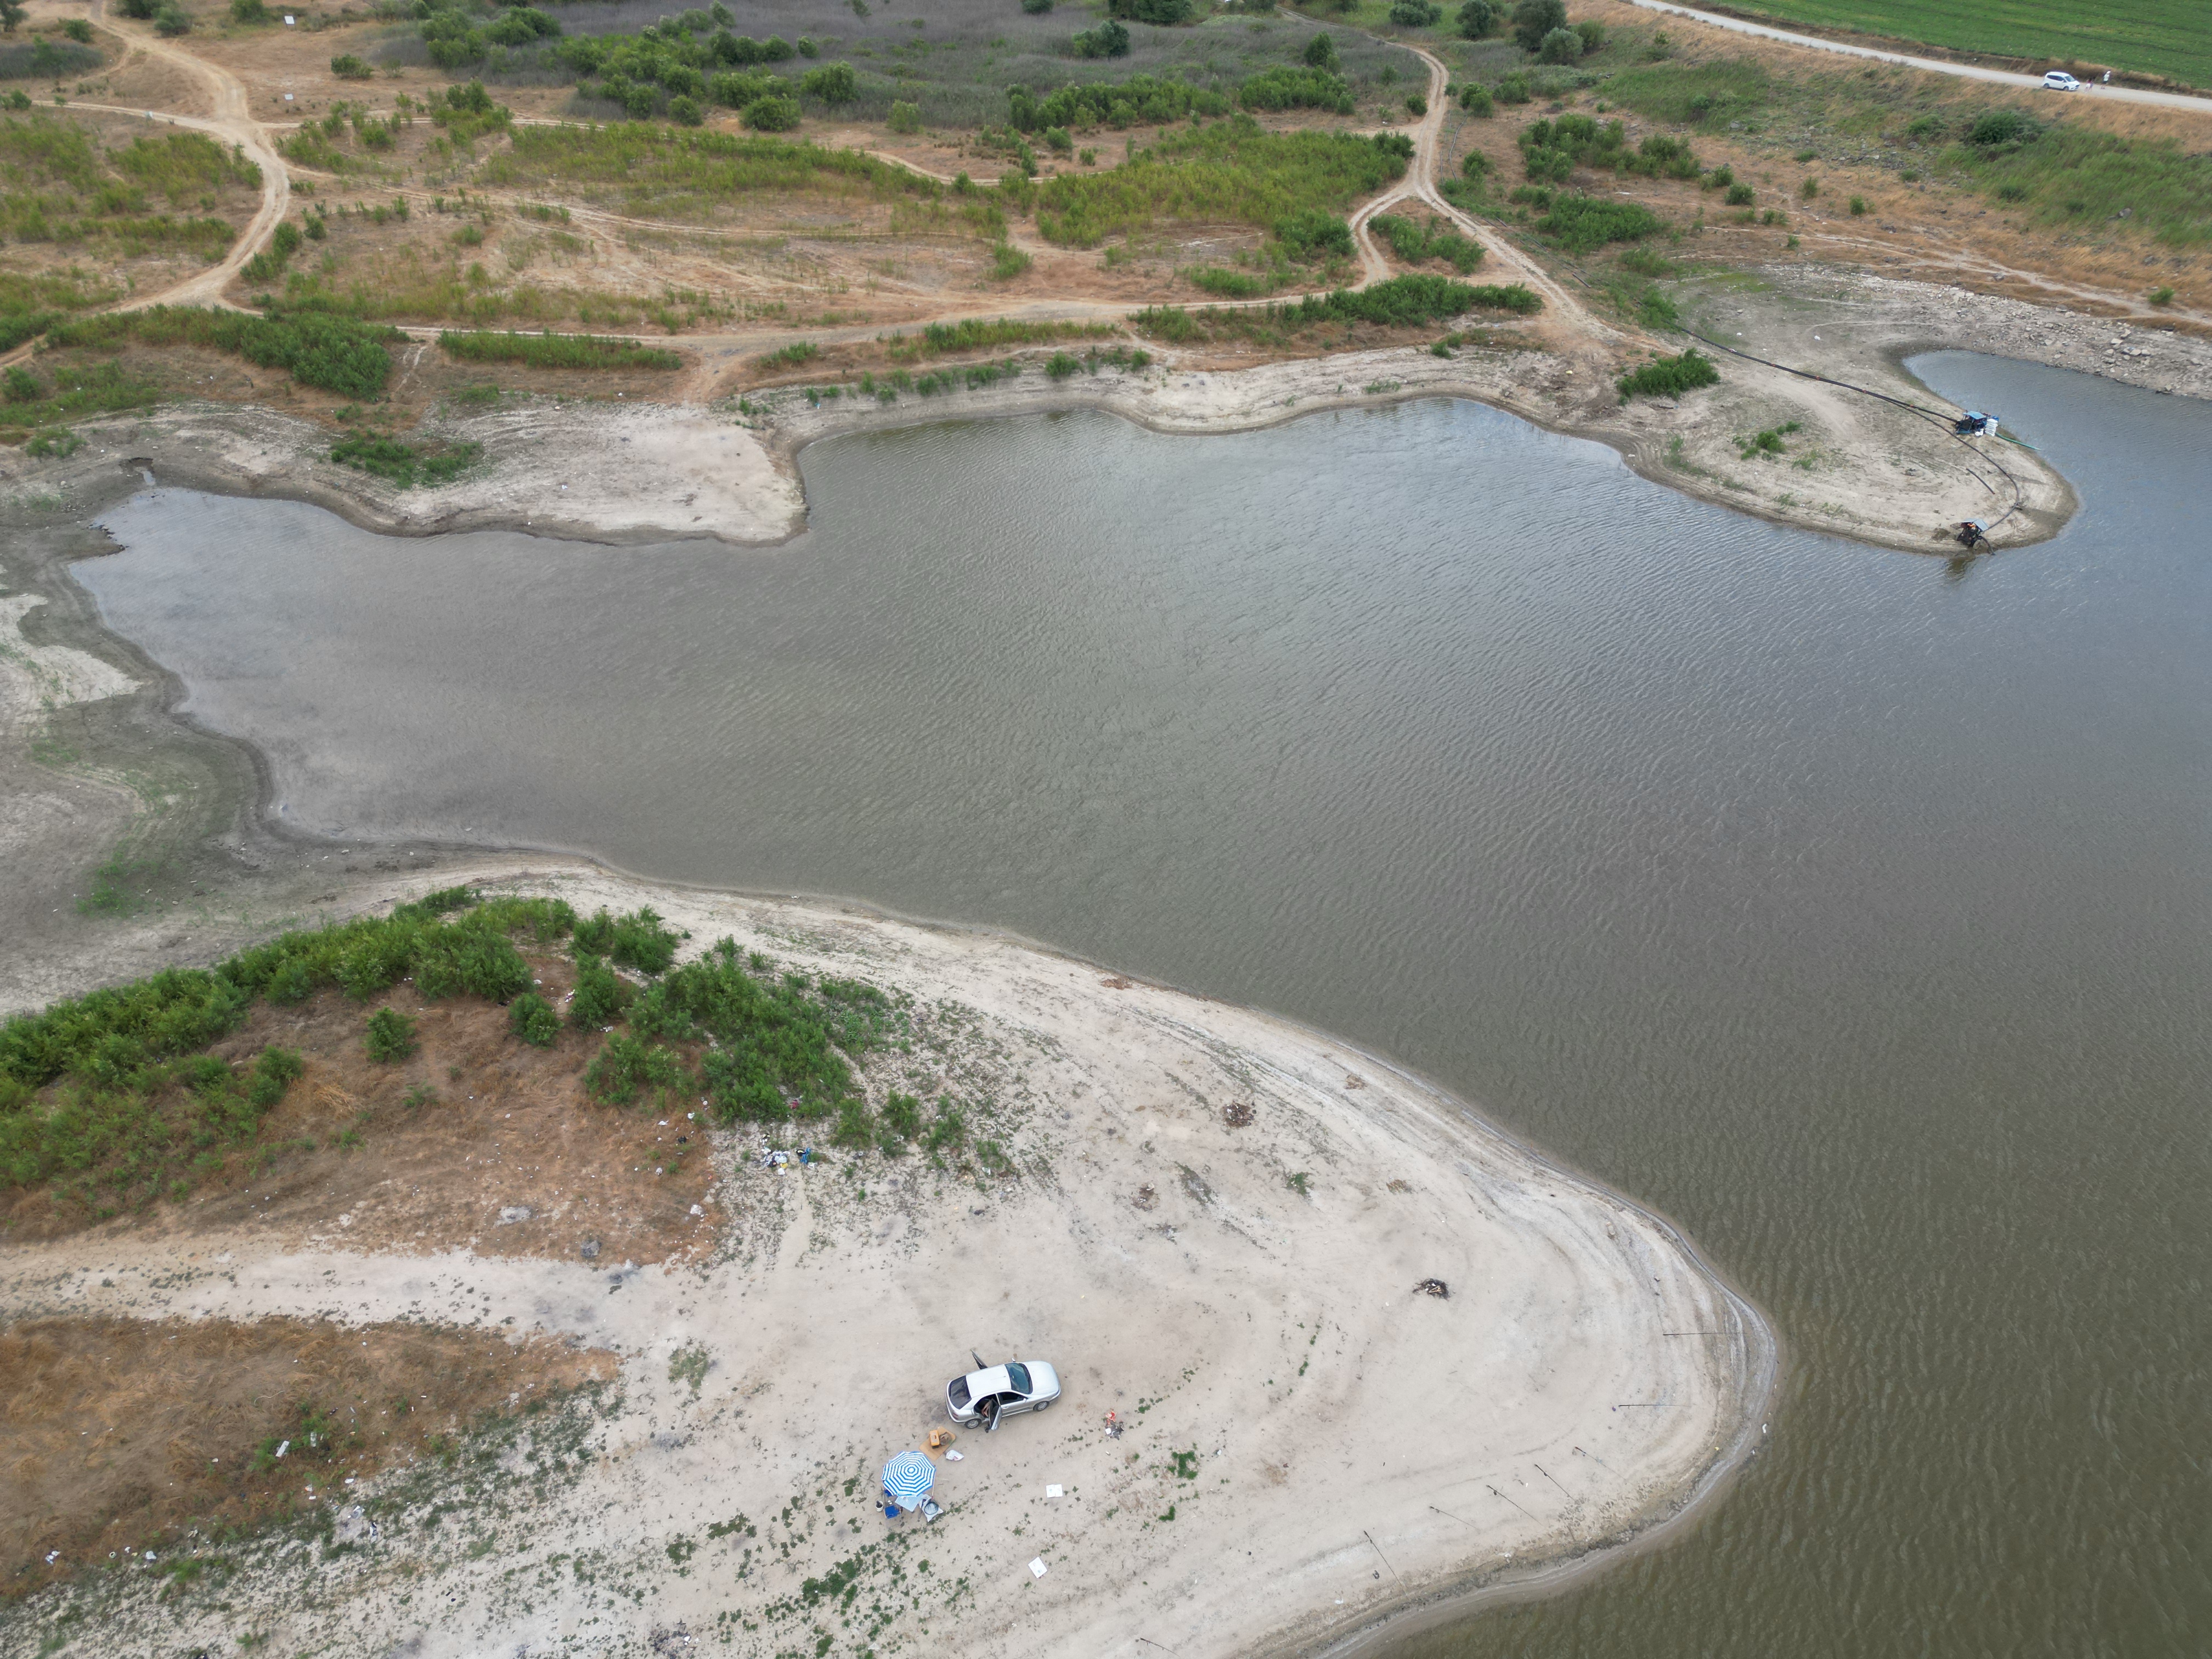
[{"xmin": 0, "ymin": 864, "xmax": 1773, "ymax": 1658}]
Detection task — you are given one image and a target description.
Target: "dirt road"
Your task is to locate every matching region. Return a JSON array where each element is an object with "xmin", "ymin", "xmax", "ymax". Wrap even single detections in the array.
[
  {"xmin": 1623, "ymin": 0, "xmax": 2212, "ymax": 110},
  {"xmin": 76, "ymin": 0, "xmax": 291, "ymax": 312}
]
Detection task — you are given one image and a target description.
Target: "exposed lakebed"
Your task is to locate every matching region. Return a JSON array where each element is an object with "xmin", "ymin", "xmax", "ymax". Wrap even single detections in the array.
[{"xmin": 78, "ymin": 354, "xmax": 2212, "ymax": 1656}]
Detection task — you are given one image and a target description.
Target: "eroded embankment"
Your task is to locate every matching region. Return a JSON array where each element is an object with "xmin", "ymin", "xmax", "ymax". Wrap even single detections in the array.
[
  {"xmin": 0, "ymin": 866, "xmax": 1777, "ymax": 1659},
  {"xmin": 8, "ymin": 266, "xmax": 2181, "ymax": 560}
]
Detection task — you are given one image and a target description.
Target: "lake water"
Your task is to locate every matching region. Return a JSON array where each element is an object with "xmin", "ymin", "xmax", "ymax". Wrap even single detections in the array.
[{"xmin": 81, "ymin": 353, "xmax": 2210, "ymax": 1656}]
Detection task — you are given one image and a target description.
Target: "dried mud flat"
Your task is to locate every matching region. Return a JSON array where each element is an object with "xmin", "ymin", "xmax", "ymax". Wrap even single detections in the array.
[{"xmin": 0, "ymin": 864, "xmax": 1776, "ymax": 1659}]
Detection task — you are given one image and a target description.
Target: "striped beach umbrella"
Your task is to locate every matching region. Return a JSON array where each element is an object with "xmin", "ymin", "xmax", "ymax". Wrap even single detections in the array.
[{"xmin": 882, "ymin": 1451, "xmax": 935, "ymax": 1506}]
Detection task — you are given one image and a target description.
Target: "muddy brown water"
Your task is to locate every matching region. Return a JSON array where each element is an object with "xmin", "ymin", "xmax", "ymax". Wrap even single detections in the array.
[{"xmin": 76, "ymin": 353, "xmax": 2210, "ymax": 1655}]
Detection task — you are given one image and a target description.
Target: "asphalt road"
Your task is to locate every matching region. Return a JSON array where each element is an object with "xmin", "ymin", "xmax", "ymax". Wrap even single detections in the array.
[{"xmin": 1623, "ymin": 0, "xmax": 2212, "ymax": 112}]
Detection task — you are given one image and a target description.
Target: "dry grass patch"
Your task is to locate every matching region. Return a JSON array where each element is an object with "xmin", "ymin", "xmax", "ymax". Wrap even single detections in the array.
[{"xmin": 0, "ymin": 1315, "xmax": 614, "ymax": 1597}]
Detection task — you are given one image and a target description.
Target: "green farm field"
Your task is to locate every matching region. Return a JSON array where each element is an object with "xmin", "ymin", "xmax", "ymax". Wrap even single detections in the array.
[{"xmin": 1712, "ymin": 0, "xmax": 2212, "ymax": 89}]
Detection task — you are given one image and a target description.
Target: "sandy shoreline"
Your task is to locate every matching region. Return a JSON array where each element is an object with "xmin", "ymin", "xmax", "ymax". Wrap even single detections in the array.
[
  {"xmin": 0, "ymin": 862, "xmax": 1776, "ymax": 1658},
  {"xmin": 12, "ymin": 266, "xmax": 2204, "ymax": 560}
]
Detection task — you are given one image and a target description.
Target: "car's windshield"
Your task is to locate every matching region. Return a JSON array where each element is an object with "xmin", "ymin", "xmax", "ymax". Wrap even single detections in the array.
[{"xmin": 1006, "ymin": 1362, "xmax": 1031, "ymax": 1395}]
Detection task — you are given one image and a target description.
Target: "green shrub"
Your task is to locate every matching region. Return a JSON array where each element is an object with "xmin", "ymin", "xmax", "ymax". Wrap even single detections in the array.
[
  {"xmin": 0, "ymin": 893, "xmax": 583, "ymax": 1204},
  {"xmin": 925, "ymin": 1101, "xmax": 966, "ymax": 1153},
  {"xmin": 1457, "ymin": 0, "xmax": 1493, "ymax": 37},
  {"xmin": 569, "ymin": 906, "xmax": 681, "ymax": 975},
  {"xmin": 508, "ymin": 992, "xmax": 560, "ymax": 1047},
  {"xmin": 412, "ymin": 924, "xmax": 531, "ymax": 1001},
  {"xmin": 1617, "ymin": 347, "xmax": 1718, "ymax": 401},
  {"xmin": 1274, "ymin": 206, "xmax": 1353, "ymax": 261},
  {"xmin": 365, "ymin": 1008, "xmax": 417, "ymax": 1063},
  {"xmin": 1534, "ymin": 193, "xmax": 1663, "ymax": 253},
  {"xmin": 888, "ymin": 99, "xmax": 921, "ymax": 133},
  {"xmin": 585, "ymin": 1032, "xmax": 686, "ymax": 1105},
  {"xmin": 1509, "ymin": 0, "xmax": 1565, "ymax": 53},
  {"xmin": 1370, "ymin": 212, "xmax": 1485, "ymax": 273},
  {"xmin": 1188, "ymin": 267, "xmax": 1272, "ymax": 297},
  {"xmin": 1304, "ymin": 31, "xmax": 1338, "ymax": 68},
  {"xmin": 799, "ymin": 61, "xmax": 856, "ymax": 103},
  {"xmin": 832, "ymin": 1098, "xmax": 875, "ymax": 1149},
  {"xmin": 1496, "ymin": 70, "xmax": 1531, "ymax": 104},
  {"xmin": 46, "ymin": 306, "xmax": 399, "ymax": 398},
  {"xmin": 1800, "ymin": 176, "xmax": 1819, "ymax": 199},
  {"xmin": 668, "ymin": 94, "xmax": 702, "ymax": 126},
  {"xmin": 1572, "ymin": 19, "xmax": 1603, "ymax": 52},
  {"xmin": 1724, "ymin": 182, "xmax": 1753, "ymax": 206},
  {"xmin": 1011, "ymin": 74, "xmax": 1233, "ymax": 132},
  {"xmin": 1967, "ymin": 108, "xmax": 2040, "ymax": 149},
  {"xmin": 1388, "ymin": 0, "xmax": 1441, "ymax": 25},
  {"xmin": 2149, "ymin": 285, "xmax": 2175, "ymax": 306},
  {"xmin": 154, "ymin": 3, "xmax": 191, "ymax": 35},
  {"xmin": 438, "ymin": 330, "xmax": 681, "ymax": 370},
  {"xmin": 1848, "ymin": 194, "xmax": 1867, "ymax": 215},
  {"xmin": 1537, "ymin": 25, "xmax": 1581, "ymax": 63},
  {"xmin": 1405, "ymin": 93, "xmax": 1427, "ymax": 117},
  {"xmin": 1460, "ymin": 84, "xmax": 1493, "ymax": 116},
  {"xmin": 744, "ymin": 95, "xmax": 800, "ymax": 131},
  {"xmin": 1132, "ymin": 275, "xmax": 1536, "ymax": 343},
  {"xmin": 330, "ymin": 434, "xmax": 483, "ymax": 490},
  {"xmin": 247, "ymin": 1045, "xmax": 303, "ymax": 1109},
  {"xmin": 568, "ymin": 956, "xmax": 629, "ymax": 1029},
  {"xmin": 881, "ymin": 1091, "xmax": 922, "ymax": 1139},
  {"xmin": 1238, "ymin": 65, "xmax": 1353, "ymax": 115},
  {"xmin": 330, "ymin": 53, "xmax": 373, "ymax": 79},
  {"xmin": 1071, "ymin": 19, "xmax": 1130, "ymax": 58}
]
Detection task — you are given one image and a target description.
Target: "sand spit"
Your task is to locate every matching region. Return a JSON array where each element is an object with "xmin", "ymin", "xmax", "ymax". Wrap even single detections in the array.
[{"xmin": 1, "ymin": 865, "xmax": 1773, "ymax": 1659}]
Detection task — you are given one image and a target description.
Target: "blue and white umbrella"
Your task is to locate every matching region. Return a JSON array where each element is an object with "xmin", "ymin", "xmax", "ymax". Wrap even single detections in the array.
[{"xmin": 882, "ymin": 1451, "xmax": 935, "ymax": 1507}]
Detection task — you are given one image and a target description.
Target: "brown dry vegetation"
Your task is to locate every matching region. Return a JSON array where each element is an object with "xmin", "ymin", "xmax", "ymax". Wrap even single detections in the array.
[
  {"xmin": 1, "ymin": 958, "xmax": 723, "ymax": 1265},
  {"xmin": 0, "ymin": 1314, "xmax": 614, "ymax": 1596}
]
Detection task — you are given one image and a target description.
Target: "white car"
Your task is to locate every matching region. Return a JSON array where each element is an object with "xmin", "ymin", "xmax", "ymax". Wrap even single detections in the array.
[
  {"xmin": 946, "ymin": 1359, "xmax": 1061, "ymax": 1431},
  {"xmin": 2041, "ymin": 70, "xmax": 2081, "ymax": 91}
]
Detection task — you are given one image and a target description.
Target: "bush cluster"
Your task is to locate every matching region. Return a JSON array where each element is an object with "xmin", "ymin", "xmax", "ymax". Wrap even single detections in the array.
[
  {"xmin": 1533, "ymin": 193, "xmax": 1665, "ymax": 253},
  {"xmin": 1273, "ymin": 206, "xmax": 1354, "ymax": 261},
  {"xmin": 438, "ymin": 328, "xmax": 682, "ymax": 370},
  {"xmin": 45, "ymin": 305, "xmax": 402, "ymax": 398},
  {"xmin": 0, "ymin": 891, "xmax": 578, "ymax": 1206},
  {"xmin": 1009, "ymin": 74, "xmax": 1230, "ymax": 132},
  {"xmin": 330, "ymin": 433, "xmax": 484, "ymax": 490},
  {"xmin": 1071, "ymin": 19, "xmax": 1130, "ymax": 59},
  {"xmin": 1238, "ymin": 65, "xmax": 1355, "ymax": 115},
  {"xmin": 1520, "ymin": 114, "xmax": 1702, "ymax": 185},
  {"xmin": 1369, "ymin": 212, "xmax": 1485, "ymax": 273},
  {"xmin": 1135, "ymin": 274, "xmax": 1537, "ymax": 344},
  {"xmin": 1617, "ymin": 347, "xmax": 1718, "ymax": 401}
]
